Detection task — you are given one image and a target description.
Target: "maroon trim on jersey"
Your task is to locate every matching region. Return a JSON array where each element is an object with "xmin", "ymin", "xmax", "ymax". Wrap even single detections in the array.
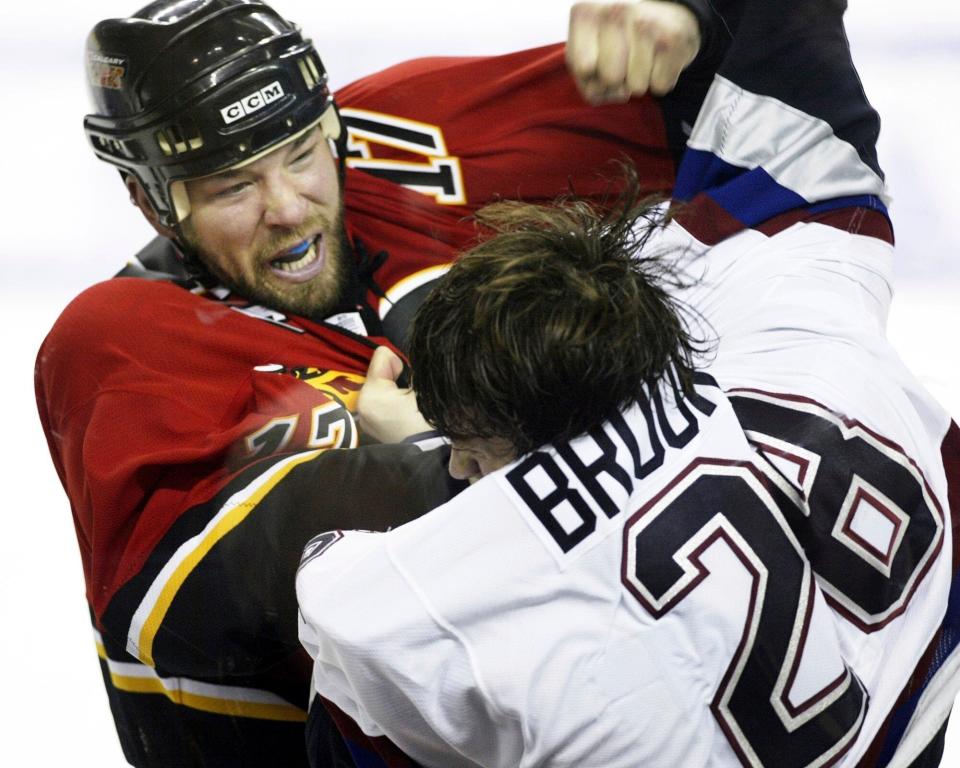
[
  {"xmin": 674, "ymin": 194, "xmax": 745, "ymax": 246},
  {"xmin": 756, "ymin": 206, "xmax": 894, "ymax": 245},
  {"xmin": 856, "ymin": 420, "xmax": 958, "ymax": 766},
  {"xmin": 621, "ymin": 457, "xmax": 759, "ymax": 618},
  {"xmin": 780, "ymin": 577, "xmax": 853, "ymax": 719},
  {"xmin": 857, "ymin": 624, "xmax": 945, "ymax": 767},
  {"xmin": 622, "ymin": 457, "xmax": 864, "ymax": 767},
  {"xmin": 728, "ymin": 387, "xmax": 946, "ymax": 632},
  {"xmin": 944, "ymin": 420, "xmax": 960, "ymax": 572},
  {"xmin": 674, "ymin": 198, "xmax": 894, "ymax": 247},
  {"xmin": 727, "ymin": 387, "xmax": 935, "ymax": 491},
  {"xmin": 748, "ymin": 438, "xmax": 814, "ymax": 497},
  {"xmin": 621, "ymin": 460, "xmax": 848, "ymax": 723},
  {"xmin": 724, "ymin": 387, "xmax": 936, "ymax": 492}
]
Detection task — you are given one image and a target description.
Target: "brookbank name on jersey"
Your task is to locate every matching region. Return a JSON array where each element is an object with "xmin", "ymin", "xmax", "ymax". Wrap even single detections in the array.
[
  {"xmin": 221, "ymin": 81, "xmax": 284, "ymax": 125},
  {"xmin": 506, "ymin": 375, "xmax": 718, "ymax": 555}
]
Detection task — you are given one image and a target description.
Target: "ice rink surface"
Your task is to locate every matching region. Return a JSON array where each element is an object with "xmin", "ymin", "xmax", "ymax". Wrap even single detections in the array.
[{"xmin": 2, "ymin": 1, "xmax": 957, "ymax": 764}]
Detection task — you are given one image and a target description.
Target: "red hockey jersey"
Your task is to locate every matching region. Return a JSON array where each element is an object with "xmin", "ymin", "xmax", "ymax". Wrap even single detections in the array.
[{"xmin": 35, "ymin": 43, "xmax": 680, "ymax": 768}]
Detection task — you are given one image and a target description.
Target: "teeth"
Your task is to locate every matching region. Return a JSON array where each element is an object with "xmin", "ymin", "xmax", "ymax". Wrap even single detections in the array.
[{"xmin": 275, "ymin": 243, "xmax": 317, "ymax": 272}]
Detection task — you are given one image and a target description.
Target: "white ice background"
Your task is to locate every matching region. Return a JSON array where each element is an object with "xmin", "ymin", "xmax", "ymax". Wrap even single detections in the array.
[{"xmin": 1, "ymin": 1, "xmax": 958, "ymax": 765}]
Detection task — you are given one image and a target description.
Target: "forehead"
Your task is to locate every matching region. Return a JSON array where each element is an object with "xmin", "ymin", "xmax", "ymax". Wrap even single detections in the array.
[
  {"xmin": 170, "ymin": 124, "xmax": 325, "ymax": 220},
  {"xmin": 194, "ymin": 126, "xmax": 320, "ymax": 183}
]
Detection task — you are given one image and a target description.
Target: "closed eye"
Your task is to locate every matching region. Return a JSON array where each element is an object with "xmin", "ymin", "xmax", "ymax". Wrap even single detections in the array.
[
  {"xmin": 291, "ymin": 145, "xmax": 315, "ymax": 165},
  {"xmin": 214, "ymin": 181, "xmax": 251, "ymax": 198}
]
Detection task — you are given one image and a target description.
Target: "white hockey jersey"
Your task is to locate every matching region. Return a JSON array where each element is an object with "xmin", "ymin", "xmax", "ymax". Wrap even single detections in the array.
[{"xmin": 298, "ymin": 2, "xmax": 960, "ymax": 766}]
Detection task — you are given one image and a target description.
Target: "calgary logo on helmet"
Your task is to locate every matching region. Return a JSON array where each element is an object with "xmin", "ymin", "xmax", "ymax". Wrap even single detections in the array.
[
  {"xmin": 87, "ymin": 52, "xmax": 126, "ymax": 90},
  {"xmin": 220, "ymin": 81, "xmax": 285, "ymax": 125}
]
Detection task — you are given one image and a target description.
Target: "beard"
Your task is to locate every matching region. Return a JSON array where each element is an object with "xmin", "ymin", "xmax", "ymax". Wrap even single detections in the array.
[{"xmin": 181, "ymin": 205, "xmax": 352, "ymax": 320}]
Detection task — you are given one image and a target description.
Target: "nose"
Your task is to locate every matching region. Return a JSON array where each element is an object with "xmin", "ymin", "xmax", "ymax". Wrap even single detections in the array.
[
  {"xmin": 448, "ymin": 448, "xmax": 481, "ymax": 482},
  {"xmin": 262, "ymin": 174, "xmax": 308, "ymax": 229}
]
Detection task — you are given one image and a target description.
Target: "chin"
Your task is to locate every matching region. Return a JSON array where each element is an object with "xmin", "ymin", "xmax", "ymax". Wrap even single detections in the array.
[{"xmin": 269, "ymin": 279, "xmax": 343, "ymax": 319}]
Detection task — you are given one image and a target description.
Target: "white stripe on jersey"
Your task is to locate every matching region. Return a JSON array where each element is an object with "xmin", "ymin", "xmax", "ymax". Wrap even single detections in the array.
[{"xmin": 687, "ymin": 75, "xmax": 889, "ymax": 205}]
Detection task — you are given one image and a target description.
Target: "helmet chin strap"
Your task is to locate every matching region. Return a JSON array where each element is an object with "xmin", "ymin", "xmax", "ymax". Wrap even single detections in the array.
[{"xmin": 168, "ymin": 225, "xmax": 207, "ymax": 279}]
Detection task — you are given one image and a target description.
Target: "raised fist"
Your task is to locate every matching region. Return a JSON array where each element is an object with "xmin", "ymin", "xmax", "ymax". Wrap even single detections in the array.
[{"xmin": 567, "ymin": 1, "xmax": 701, "ymax": 104}]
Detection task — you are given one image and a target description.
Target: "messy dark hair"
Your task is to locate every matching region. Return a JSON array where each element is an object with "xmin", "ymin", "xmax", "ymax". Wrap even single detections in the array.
[{"xmin": 408, "ymin": 166, "xmax": 703, "ymax": 456}]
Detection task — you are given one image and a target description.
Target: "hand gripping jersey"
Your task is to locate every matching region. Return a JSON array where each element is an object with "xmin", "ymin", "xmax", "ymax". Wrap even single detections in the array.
[
  {"xmin": 297, "ymin": 3, "xmax": 960, "ymax": 767},
  {"xmin": 35, "ymin": 44, "xmax": 682, "ymax": 768}
]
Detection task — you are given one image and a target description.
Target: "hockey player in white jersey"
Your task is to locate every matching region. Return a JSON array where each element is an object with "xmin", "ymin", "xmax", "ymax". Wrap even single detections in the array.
[{"xmin": 298, "ymin": 1, "xmax": 960, "ymax": 766}]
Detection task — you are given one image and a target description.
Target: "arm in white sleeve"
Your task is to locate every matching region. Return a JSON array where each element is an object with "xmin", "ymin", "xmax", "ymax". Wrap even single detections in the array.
[{"xmin": 297, "ymin": 529, "xmax": 523, "ymax": 768}]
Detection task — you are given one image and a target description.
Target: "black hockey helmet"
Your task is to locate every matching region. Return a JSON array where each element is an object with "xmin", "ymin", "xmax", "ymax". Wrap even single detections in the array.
[{"xmin": 84, "ymin": 0, "xmax": 342, "ymax": 227}]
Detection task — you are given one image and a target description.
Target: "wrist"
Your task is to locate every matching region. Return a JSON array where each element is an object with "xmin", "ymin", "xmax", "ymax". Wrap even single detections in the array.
[{"xmin": 661, "ymin": 0, "xmax": 725, "ymax": 62}]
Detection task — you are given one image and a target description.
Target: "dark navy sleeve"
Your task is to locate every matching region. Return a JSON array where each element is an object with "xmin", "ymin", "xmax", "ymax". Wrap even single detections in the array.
[{"xmin": 670, "ymin": 0, "xmax": 889, "ymax": 237}]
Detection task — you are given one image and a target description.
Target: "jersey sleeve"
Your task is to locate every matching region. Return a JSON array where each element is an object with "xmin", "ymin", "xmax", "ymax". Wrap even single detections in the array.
[
  {"xmin": 337, "ymin": 44, "xmax": 679, "ymax": 208},
  {"xmin": 659, "ymin": 3, "xmax": 960, "ymax": 764},
  {"xmin": 336, "ymin": 44, "xmax": 683, "ymax": 340},
  {"xmin": 108, "ymin": 443, "xmax": 458, "ymax": 679},
  {"xmin": 297, "ymin": 527, "xmax": 512, "ymax": 768},
  {"xmin": 671, "ymin": 0, "xmax": 891, "ymax": 245},
  {"xmin": 35, "ymin": 276, "xmax": 461, "ymax": 763}
]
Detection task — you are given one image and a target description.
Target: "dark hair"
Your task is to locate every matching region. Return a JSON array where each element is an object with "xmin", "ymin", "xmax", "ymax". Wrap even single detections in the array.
[{"xmin": 407, "ymin": 166, "xmax": 704, "ymax": 456}]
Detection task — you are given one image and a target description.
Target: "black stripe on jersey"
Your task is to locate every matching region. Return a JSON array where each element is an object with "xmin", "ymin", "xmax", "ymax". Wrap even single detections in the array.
[
  {"xmin": 341, "ymin": 114, "xmax": 440, "ymax": 155},
  {"xmin": 102, "ymin": 443, "xmax": 458, "ymax": 685},
  {"xmin": 708, "ymin": 0, "xmax": 883, "ymax": 179}
]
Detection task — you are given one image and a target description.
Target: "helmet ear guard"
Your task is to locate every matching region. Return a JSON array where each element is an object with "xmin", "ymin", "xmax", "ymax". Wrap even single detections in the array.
[
  {"xmin": 84, "ymin": 0, "xmax": 342, "ymax": 228},
  {"xmin": 320, "ymin": 99, "xmax": 342, "ymax": 144}
]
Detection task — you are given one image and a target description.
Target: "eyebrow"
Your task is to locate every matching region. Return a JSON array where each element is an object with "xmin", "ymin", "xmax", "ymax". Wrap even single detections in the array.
[{"xmin": 209, "ymin": 133, "xmax": 316, "ymax": 182}]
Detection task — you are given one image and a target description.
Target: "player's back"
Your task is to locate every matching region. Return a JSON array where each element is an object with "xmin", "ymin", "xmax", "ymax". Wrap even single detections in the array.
[
  {"xmin": 663, "ymin": 213, "xmax": 959, "ymax": 765},
  {"xmin": 646, "ymin": 0, "xmax": 960, "ymax": 755},
  {"xmin": 297, "ymin": 1, "xmax": 960, "ymax": 763},
  {"xmin": 298, "ymin": 372, "xmax": 878, "ymax": 767}
]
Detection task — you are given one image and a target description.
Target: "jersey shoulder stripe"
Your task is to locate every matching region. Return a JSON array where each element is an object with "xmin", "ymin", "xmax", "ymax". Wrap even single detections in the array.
[{"xmin": 673, "ymin": 76, "xmax": 889, "ymax": 245}]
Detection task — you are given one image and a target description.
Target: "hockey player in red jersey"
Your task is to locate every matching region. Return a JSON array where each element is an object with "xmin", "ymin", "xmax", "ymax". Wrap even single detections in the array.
[
  {"xmin": 299, "ymin": 2, "xmax": 960, "ymax": 767},
  {"xmin": 34, "ymin": 0, "xmax": 712, "ymax": 765}
]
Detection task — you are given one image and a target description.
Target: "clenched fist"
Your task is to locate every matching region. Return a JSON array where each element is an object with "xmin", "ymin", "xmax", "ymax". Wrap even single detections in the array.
[
  {"xmin": 567, "ymin": 1, "xmax": 701, "ymax": 104},
  {"xmin": 356, "ymin": 346, "xmax": 432, "ymax": 444}
]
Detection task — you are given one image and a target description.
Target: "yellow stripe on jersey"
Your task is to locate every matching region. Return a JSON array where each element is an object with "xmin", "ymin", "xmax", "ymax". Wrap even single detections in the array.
[
  {"xmin": 108, "ymin": 676, "xmax": 307, "ymax": 722},
  {"xmin": 129, "ymin": 450, "xmax": 323, "ymax": 667},
  {"xmin": 95, "ymin": 631, "xmax": 305, "ymax": 722}
]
